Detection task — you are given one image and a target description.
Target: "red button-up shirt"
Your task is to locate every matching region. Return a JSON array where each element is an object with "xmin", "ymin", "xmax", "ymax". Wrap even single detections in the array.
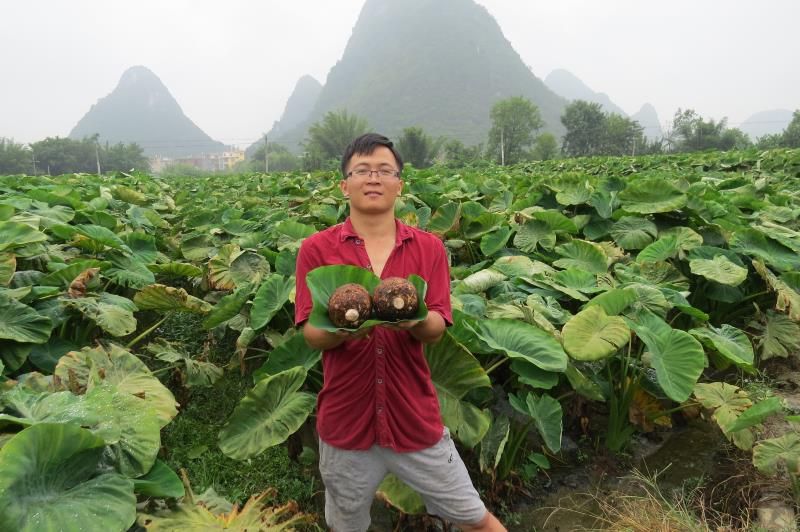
[{"xmin": 295, "ymin": 217, "xmax": 452, "ymax": 452}]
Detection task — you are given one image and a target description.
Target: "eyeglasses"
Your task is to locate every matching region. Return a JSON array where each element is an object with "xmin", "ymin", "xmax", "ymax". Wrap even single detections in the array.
[{"xmin": 346, "ymin": 168, "xmax": 400, "ymax": 179}]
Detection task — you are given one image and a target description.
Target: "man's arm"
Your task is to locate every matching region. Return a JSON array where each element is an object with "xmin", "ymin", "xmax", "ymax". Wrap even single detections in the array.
[
  {"xmin": 303, "ymin": 320, "xmax": 371, "ymax": 350},
  {"xmin": 395, "ymin": 310, "xmax": 446, "ymax": 344}
]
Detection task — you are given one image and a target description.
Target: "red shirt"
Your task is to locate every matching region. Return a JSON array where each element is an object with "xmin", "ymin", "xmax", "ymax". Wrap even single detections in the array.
[{"xmin": 295, "ymin": 218, "xmax": 452, "ymax": 452}]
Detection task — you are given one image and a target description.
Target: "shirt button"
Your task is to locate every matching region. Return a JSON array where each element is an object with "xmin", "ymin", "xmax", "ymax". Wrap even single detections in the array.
[
  {"xmin": 377, "ymin": 407, "xmax": 383, "ymax": 414},
  {"xmin": 354, "ymin": 239, "xmax": 362, "ymax": 245},
  {"xmin": 376, "ymin": 348, "xmax": 383, "ymax": 355},
  {"xmin": 377, "ymin": 378, "xmax": 383, "ymax": 384}
]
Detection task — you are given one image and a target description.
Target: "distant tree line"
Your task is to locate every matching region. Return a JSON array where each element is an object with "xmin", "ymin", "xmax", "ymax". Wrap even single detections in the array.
[
  {"xmin": 256, "ymin": 99, "xmax": 799, "ymax": 174},
  {"xmin": 0, "ymin": 135, "xmax": 149, "ymax": 175}
]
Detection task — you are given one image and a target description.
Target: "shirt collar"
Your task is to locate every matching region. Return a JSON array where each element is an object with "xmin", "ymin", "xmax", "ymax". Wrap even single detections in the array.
[{"xmin": 339, "ymin": 217, "xmax": 415, "ymax": 247}]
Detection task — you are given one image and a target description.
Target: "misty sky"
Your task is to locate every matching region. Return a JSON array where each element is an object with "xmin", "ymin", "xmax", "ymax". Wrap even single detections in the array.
[{"xmin": 2, "ymin": 0, "xmax": 798, "ymax": 147}]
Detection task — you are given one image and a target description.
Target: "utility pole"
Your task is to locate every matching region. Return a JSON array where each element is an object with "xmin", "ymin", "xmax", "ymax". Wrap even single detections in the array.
[
  {"xmin": 500, "ymin": 129, "xmax": 505, "ymax": 166},
  {"xmin": 32, "ymin": 150, "xmax": 38, "ymax": 175},
  {"xmin": 264, "ymin": 135, "xmax": 269, "ymax": 174},
  {"xmin": 95, "ymin": 141, "xmax": 101, "ymax": 175}
]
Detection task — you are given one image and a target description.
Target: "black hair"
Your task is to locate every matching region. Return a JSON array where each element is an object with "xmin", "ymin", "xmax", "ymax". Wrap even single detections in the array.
[{"xmin": 340, "ymin": 133, "xmax": 404, "ymax": 177}]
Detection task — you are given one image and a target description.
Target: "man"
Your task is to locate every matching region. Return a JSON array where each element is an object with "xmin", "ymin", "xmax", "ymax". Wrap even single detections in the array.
[{"xmin": 294, "ymin": 133, "xmax": 505, "ymax": 532}]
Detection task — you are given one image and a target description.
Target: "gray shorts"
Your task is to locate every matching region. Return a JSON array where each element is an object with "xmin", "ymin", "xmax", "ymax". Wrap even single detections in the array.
[{"xmin": 318, "ymin": 428, "xmax": 487, "ymax": 532}]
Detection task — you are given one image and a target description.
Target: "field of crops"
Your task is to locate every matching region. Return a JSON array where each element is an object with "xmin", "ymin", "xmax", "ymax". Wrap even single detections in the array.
[{"xmin": 1, "ymin": 148, "xmax": 799, "ymax": 530}]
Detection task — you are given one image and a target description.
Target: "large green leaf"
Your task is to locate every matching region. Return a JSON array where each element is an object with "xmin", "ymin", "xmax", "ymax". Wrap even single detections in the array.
[
  {"xmin": 376, "ymin": 474, "xmax": 426, "ymax": 515},
  {"xmin": 689, "ymin": 256, "xmax": 748, "ymax": 286},
  {"xmin": 145, "ymin": 340, "xmax": 223, "ymax": 388},
  {"xmin": 229, "ymin": 250, "xmax": 270, "ymax": 288},
  {"xmin": 752, "ymin": 433, "xmax": 800, "ymax": 476},
  {"xmin": 427, "ymin": 202, "xmax": 461, "ymax": 237},
  {"xmin": 203, "ymin": 283, "xmax": 254, "ymax": 330},
  {"xmin": 508, "ymin": 392, "xmax": 562, "ymax": 453},
  {"xmin": 253, "ymin": 334, "xmax": 321, "ymax": 381},
  {"xmin": 426, "ymin": 332, "xmax": 491, "ymax": 447},
  {"xmin": 453, "ymin": 268, "xmax": 507, "ymax": 295},
  {"xmin": 0, "ymin": 221, "xmax": 48, "ymax": 252},
  {"xmin": 469, "ymin": 319, "xmax": 568, "ymax": 372},
  {"xmin": 553, "ymin": 240, "xmax": 608, "ymax": 274},
  {"xmin": 562, "ymin": 306, "xmax": 630, "ymax": 361},
  {"xmin": 133, "ymin": 460, "xmax": 185, "ymax": 499},
  {"xmin": 147, "ymin": 262, "xmax": 203, "ymax": 279},
  {"xmin": 510, "ymin": 359, "xmax": 559, "ymax": 389},
  {"xmin": 618, "ymin": 178, "xmax": 687, "ymax": 213},
  {"xmin": 753, "ymin": 260, "xmax": 800, "ymax": 321},
  {"xmin": 628, "ymin": 313, "xmax": 705, "ymax": 402},
  {"xmin": 218, "ymin": 367, "xmax": 316, "ymax": 460},
  {"xmin": 585, "ymin": 287, "xmax": 637, "ymax": 316},
  {"xmin": 479, "ymin": 415, "xmax": 510, "ymax": 474},
  {"xmin": 689, "ymin": 324, "xmax": 754, "ymax": 370},
  {"xmin": 480, "ymin": 227, "xmax": 513, "ymax": 257},
  {"xmin": 306, "ymin": 265, "xmax": 428, "ymax": 332},
  {"xmin": 250, "ymin": 274, "xmax": 294, "ymax": 330},
  {"xmin": 54, "ymin": 344, "xmax": 178, "ymax": 427},
  {"xmin": 636, "ymin": 236, "xmax": 680, "ymax": 263},
  {"xmin": 0, "ymin": 423, "xmax": 135, "ymax": 532},
  {"xmin": 134, "ymin": 284, "xmax": 213, "ymax": 313},
  {"xmin": 750, "ymin": 310, "xmax": 800, "ymax": 360},
  {"xmin": 106, "ymin": 253, "xmax": 155, "ymax": 289},
  {"xmin": 64, "ymin": 297, "xmax": 137, "ymax": 337},
  {"xmin": 0, "ymin": 254, "xmax": 15, "ymax": 286},
  {"xmin": 693, "ymin": 381, "xmax": 753, "ymax": 450},
  {"xmin": 731, "ymin": 229, "xmax": 800, "ymax": 272},
  {"xmin": 513, "ymin": 220, "xmax": 556, "ymax": 252},
  {"xmin": 0, "ymin": 292, "xmax": 53, "ymax": 344},
  {"xmin": 725, "ymin": 397, "xmax": 784, "ymax": 433},
  {"xmin": 610, "ymin": 216, "xmax": 658, "ymax": 250}
]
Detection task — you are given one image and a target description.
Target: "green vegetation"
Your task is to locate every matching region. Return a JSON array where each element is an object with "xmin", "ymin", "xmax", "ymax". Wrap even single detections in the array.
[
  {"xmin": 488, "ymin": 96, "xmax": 544, "ymax": 165},
  {"xmin": 1, "ymin": 147, "xmax": 799, "ymax": 529}
]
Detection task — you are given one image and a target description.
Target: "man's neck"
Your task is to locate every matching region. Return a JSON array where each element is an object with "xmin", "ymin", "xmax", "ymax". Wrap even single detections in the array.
[{"xmin": 349, "ymin": 212, "xmax": 396, "ymax": 241}]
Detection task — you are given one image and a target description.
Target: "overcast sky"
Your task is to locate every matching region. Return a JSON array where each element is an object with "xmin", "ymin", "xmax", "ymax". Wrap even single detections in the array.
[{"xmin": 2, "ymin": 0, "xmax": 797, "ymax": 146}]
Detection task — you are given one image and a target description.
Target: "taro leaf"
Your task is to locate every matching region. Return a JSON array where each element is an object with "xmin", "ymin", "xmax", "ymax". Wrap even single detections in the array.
[
  {"xmin": 555, "ymin": 184, "xmax": 592, "ymax": 206},
  {"xmin": 610, "ymin": 217, "xmax": 658, "ymax": 250},
  {"xmin": 479, "ymin": 415, "xmax": 510, "ymax": 474},
  {"xmin": 688, "ymin": 245, "xmax": 746, "ymax": 267},
  {"xmin": 725, "ymin": 397, "xmax": 784, "ymax": 433},
  {"xmin": 553, "ymin": 240, "xmax": 607, "ymax": 274},
  {"xmin": 660, "ymin": 226, "xmax": 703, "ymax": 252},
  {"xmin": 426, "ymin": 332, "xmax": 491, "ymax": 447},
  {"xmin": 54, "ymin": 343, "xmax": 178, "ymax": 427},
  {"xmin": 562, "ymin": 306, "xmax": 630, "ymax": 361},
  {"xmin": 585, "ymin": 287, "xmax": 638, "ymax": 316},
  {"xmin": 123, "ymin": 232, "xmax": 158, "ymax": 263},
  {"xmin": 508, "ymin": 392, "xmax": 562, "ymax": 453},
  {"xmin": 689, "ymin": 324, "xmax": 754, "ymax": 370},
  {"xmin": 636, "ymin": 236, "xmax": 680, "ymax": 263},
  {"xmin": 134, "ymin": 284, "xmax": 212, "ymax": 313},
  {"xmin": 38, "ymin": 259, "xmax": 109, "ymax": 287},
  {"xmin": 147, "ymin": 262, "xmax": 203, "ymax": 278},
  {"xmin": 203, "ymin": 283, "xmax": 254, "ymax": 330},
  {"xmin": 29, "ymin": 337, "xmax": 78, "ymax": 373},
  {"xmin": 229, "ymin": 251, "xmax": 270, "ymax": 288},
  {"xmin": 0, "ymin": 254, "xmax": 15, "ymax": 286},
  {"xmin": 753, "ymin": 260, "xmax": 800, "ymax": 321},
  {"xmin": 253, "ymin": 334, "xmax": 321, "ymax": 381},
  {"xmin": 690, "ymin": 256, "xmax": 748, "ymax": 286},
  {"xmin": 306, "ymin": 265, "xmax": 428, "ymax": 332},
  {"xmin": 564, "ymin": 363, "xmax": 606, "ymax": 402},
  {"xmin": 250, "ymin": 274, "xmax": 294, "ymax": 330},
  {"xmin": 491, "ymin": 255, "xmax": 544, "ymax": 278},
  {"xmin": 469, "ymin": 319, "xmax": 568, "ymax": 372},
  {"xmin": 731, "ymin": 229, "xmax": 800, "ymax": 272},
  {"xmin": 72, "ymin": 224, "xmax": 128, "ymax": 250},
  {"xmin": 0, "ymin": 340, "xmax": 33, "ymax": 372},
  {"xmin": 218, "ymin": 367, "xmax": 316, "ymax": 460},
  {"xmin": 0, "ymin": 221, "xmax": 48, "ymax": 252},
  {"xmin": 553, "ymin": 268, "xmax": 603, "ymax": 294},
  {"xmin": 618, "ymin": 178, "xmax": 687, "ymax": 214},
  {"xmin": 276, "ymin": 249, "xmax": 298, "ymax": 277},
  {"xmin": 623, "ymin": 283, "xmax": 672, "ymax": 319},
  {"xmin": 0, "ymin": 423, "xmax": 135, "ymax": 532},
  {"xmin": 106, "ymin": 253, "xmax": 155, "ymax": 289},
  {"xmin": 180, "ymin": 234, "xmax": 215, "ymax": 262},
  {"xmin": 510, "ymin": 359, "xmax": 559, "ymax": 389},
  {"xmin": 133, "ymin": 460, "xmax": 185, "ymax": 499},
  {"xmin": 514, "ymin": 220, "xmax": 556, "ymax": 252},
  {"xmin": 628, "ymin": 312, "xmax": 705, "ymax": 402},
  {"xmin": 750, "ymin": 310, "xmax": 800, "ymax": 360},
  {"xmin": 0, "ymin": 292, "xmax": 53, "ymax": 344},
  {"xmin": 532, "ymin": 211, "xmax": 578, "ymax": 233},
  {"xmin": 463, "ymin": 212, "xmax": 505, "ymax": 239},
  {"xmin": 480, "ymin": 227, "xmax": 513, "ymax": 257},
  {"xmin": 752, "ymin": 433, "xmax": 800, "ymax": 476},
  {"xmin": 208, "ymin": 244, "xmax": 241, "ymax": 291},
  {"xmin": 275, "ymin": 220, "xmax": 316, "ymax": 251},
  {"xmin": 427, "ymin": 202, "xmax": 462, "ymax": 237},
  {"xmin": 453, "ymin": 268, "xmax": 507, "ymax": 295},
  {"xmin": 64, "ymin": 297, "xmax": 137, "ymax": 337},
  {"xmin": 145, "ymin": 340, "xmax": 223, "ymax": 388},
  {"xmin": 376, "ymin": 474, "xmax": 426, "ymax": 515}
]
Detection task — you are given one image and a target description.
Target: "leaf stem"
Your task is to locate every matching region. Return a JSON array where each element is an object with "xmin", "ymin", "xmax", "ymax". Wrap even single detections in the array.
[{"xmin": 127, "ymin": 315, "xmax": 169, "ymax": 349}]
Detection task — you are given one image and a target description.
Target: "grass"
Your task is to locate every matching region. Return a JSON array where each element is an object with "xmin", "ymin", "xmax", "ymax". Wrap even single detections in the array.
[{"xmin": 154, "ymin": 312, "xmax": 323, "ymax": 515}]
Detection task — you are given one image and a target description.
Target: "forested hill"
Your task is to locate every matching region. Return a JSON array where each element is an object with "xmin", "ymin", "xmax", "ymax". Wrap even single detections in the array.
[
  {"xmin": 269, "ymin": 0, "xmax": 568, "ymax": 151},
  {"xmin": 69, "ymin": 66, "xmax": 226, "ymax": 157}
]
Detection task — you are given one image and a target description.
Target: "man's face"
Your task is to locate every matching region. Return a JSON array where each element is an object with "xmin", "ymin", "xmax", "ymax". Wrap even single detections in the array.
[{"xmin": 340, "ymin": 146, "xmax": 403, "ymax": 215}]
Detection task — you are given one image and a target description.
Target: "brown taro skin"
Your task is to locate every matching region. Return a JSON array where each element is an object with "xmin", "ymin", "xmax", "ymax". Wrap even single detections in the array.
[
  {"xmin": 372, "ymin": 277, "xmax": 419, "ymax": 321},
  {"xmin": 328, "ymin": 283, "xmax": 372, "ymax": 328}
]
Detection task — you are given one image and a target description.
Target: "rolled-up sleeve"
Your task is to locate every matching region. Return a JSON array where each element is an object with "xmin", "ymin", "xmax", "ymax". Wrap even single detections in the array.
[{"xmin": 423, "ymin": 238, "xmax": 453, "ymax": 326}]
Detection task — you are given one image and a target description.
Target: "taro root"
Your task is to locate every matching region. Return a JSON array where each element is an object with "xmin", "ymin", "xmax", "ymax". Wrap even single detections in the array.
[
  {"xmin": 372, "ymin": 277, "xmax": 418, "ymax": 321},
  {"xmin": 328, "ymin": 283, "xmax": 372, "ymax": 328}
]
